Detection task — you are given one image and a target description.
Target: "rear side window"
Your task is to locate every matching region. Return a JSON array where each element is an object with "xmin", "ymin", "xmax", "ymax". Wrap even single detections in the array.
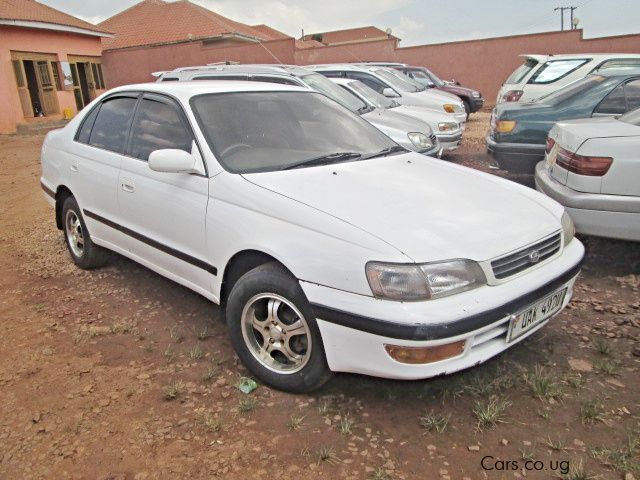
[
  {"xmin": 528, "ymin": 59, "xmax": 589, "ymax": 84},
  {"xmin": 505, "ymin": 59, "xmax": 538, "ymax": 84},
  {"xmin": 129, "ymin": 97, "xmax": 193, "ymax": 161},
  {"xmin": 88, "ymin": 96, "xmax": 137, "ymax": 153}
]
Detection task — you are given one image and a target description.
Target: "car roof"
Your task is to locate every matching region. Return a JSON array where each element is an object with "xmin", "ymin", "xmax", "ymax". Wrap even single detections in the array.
[
  {"xmin": 161, "ymin": 64, "xmax": 314, "ymax": 79},
  {"xmin": 106, "ymin": 80, "xmax": 309, "ymax": 102}
]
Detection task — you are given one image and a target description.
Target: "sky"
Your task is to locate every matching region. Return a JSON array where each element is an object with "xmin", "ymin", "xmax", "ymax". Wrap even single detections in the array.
[{"xmin": 40, "ymin": 0, "xmax": 640, "ymax": 47}]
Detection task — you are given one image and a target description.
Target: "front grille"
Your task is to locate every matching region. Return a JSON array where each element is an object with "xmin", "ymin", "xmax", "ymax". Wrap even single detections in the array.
[{"xmin": 491, "ymin": 233, "xmax": 561, "ymax": 279}]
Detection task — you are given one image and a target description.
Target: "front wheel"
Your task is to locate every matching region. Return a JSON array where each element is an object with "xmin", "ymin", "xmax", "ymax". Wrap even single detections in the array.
[{"xmin": 226, "ymin": 263, "xmax": 332, "ymax": 393}]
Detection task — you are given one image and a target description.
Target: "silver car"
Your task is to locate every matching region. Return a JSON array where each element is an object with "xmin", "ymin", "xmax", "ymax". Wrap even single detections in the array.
[{"xmin": 157, "ymin": 65, "xmax": 442, "ymax": 157}]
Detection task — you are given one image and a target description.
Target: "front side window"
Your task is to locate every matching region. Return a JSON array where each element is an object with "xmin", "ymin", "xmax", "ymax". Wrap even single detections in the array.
[
  {"xmin": 506, "ymin": 58, "xmax": 539, "ymax": 84},
  {"xmin": 190, "ymin": 91, "xmax": 396, "ymax": 173},
  {"xmin": 129, "ymin": 97, "xmax": 193, "ymax": 161},
  {"xmin": 88, "ymin": 96, "xmax": 137, "ymax": 153},
  {"xmin": 528, "ymin": 59, "xmax": 589, "ymax": 84}
]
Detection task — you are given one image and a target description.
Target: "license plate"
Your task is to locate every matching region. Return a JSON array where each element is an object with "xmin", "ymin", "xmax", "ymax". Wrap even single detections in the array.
[
  {"xmin": 545, "ymin": 143, "xmax": 559, "ymax": 167},
  {"xmin": 507, "ymin": 286, "xmax": 568, "ymax": 342}
]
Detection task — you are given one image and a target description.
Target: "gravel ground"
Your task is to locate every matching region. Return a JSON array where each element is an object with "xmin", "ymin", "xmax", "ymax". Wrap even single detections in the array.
[{"xmin": 0, "ymin": 116, "xmax": 638, "ymax": 480}]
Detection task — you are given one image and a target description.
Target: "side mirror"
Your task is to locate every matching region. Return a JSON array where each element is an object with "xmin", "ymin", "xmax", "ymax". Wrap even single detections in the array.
[
  {"xmin": 382, "ymin": 87, "xmax": 399, "ymax": 98},
  {"xmin": 148, "ymin": 149, "xmax": 197, "ymax": 173}
]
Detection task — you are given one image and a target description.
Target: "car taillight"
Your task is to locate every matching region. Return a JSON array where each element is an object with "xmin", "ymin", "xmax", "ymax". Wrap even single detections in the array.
[
  {"xmin": 503, "ymin": 90, "xmax": 524, "ymax": 102},
  {"xmin": 555, "ymin": 147, "xmax": 613, "ymax": 176},
  {"xmin": 545, "ymin": 137, "xmax": 556, "ymax": 153}
]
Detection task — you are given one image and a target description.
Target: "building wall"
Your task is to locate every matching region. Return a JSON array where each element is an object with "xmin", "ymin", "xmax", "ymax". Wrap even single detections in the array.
[
  {"xmin": 102, "ymin": 38, "xmax": 297, "ymax": 86},
  {"xmin": 0, "ymin": 25, "xmax": 104, "ymax": 134}
]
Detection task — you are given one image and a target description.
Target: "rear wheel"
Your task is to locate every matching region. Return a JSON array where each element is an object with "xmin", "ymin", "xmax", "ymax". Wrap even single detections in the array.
[
  {"xmin": 226, "ymin": 263, "xmax": 332, "ymax": 392},
  {"xmin": 62, "ymin": 197, "xmax": 109, "ymax": 269}
]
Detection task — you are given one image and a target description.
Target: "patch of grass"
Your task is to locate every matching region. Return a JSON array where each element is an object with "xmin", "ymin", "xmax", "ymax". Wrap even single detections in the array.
[
  {"xmin": 472, "ymin": 396, "xmax": 511, "ymax": 430},
  {"xmin": 201, "ymin": 365, "xmax": 218, "ymax": 384},
  {"xmin": 419, "ymin": 410, "xmax": 450, "ymax": 433},
  {"xmin": 200, "ymin": 412, "xmax": 222, "ymax": 433},
  {"xmin": 189, "ymin": 345, "xmax": 204, "ymax": 360},
  {"xmin": 317, "ymin": 445, "xmax": 335, "ymax": 462},
  {"xmin": 369, "ymin": 468, "xmax": 391, "ymax": 480},
  {"xmin": 524, "ymin": 365, "xmax": 563, "ymax": 400},
  {"xmin": 163, "ymin": 380, "xmax": 184, "ymax": 401},
  {"xmin": 110, "ymin": 321, "xmax": 133, "ymax": 334},
  {"xmin": 593, "ymin": 358, "xmax": 618, "ymax": 375},
  {"xmin": 170, "ymin": 326, "xmax": 184, "ymax": 343},
  {"xmin": 338, "ymin": 415, "xmax": 354, "ymax": 435},
  {"xmin": 197, "ymin": 326, "xmax": 211, "ymax": 340},
  {"xmin": 163, "ymin": 348, "xmax": 176, "ymax": 363},
  {"xmin": 287, "ymin": 415, "xmax": 305, "ymax": 431},
  {"xmin": 580, "ymin": 399, "xmax": 604, "ymax": 425},
  {"xmin": 593, "ymin": 338, "xmax": 612, "ymax": 356},
  {"xmin": 590, "ymin": 430, "xmax": 640, "ymax": 474},
  {"xmin": 560, "ymin": 460, "xmax": 596, "ymax": 480},
  {"xmin": 238, "ymin": 397, "xmax": 257, "ymax": 413}
]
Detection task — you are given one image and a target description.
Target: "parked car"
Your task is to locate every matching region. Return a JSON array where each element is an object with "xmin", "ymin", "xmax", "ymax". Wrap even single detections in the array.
[
  {"xmin": 310, "ymin": 64, "xmax": 468, "ymax": 124},
  {"xmin": 487, "ymin": 71, "xmax": 640, "ymax": 174},
  {"xmin": 497, "ymin": 53, "xmax": 640, "ymax": 104},
  {"xmin": 393, "ymin": 66, "xmax": 483, "ymax": 116},
  {"xmin": 535, "ymin": 108, "xmax": 640, "ymax": 242},
  {"xmin": 330, "ymin": 77, "xmax": 463, "ymax": 152},
  {"xmin": 158, "ymin": 65, "xmax": 441, "ymax": 156},
  {"xmin": 41, "ymin": 81, "xmax": 584, "ymax": 392}
]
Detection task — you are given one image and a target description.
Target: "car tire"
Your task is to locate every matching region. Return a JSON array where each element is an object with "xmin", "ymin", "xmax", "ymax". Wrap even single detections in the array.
[
  {"xmin": 62, "ymin": 196, "xmax": 109, "ymax": 269},
  {"xmin": 463, "ymin": 100, "xmax": 471, "ymax": 119},
  {"xmin": 226, "ymin": 262, "xmax": 332, "ymax": 393}
]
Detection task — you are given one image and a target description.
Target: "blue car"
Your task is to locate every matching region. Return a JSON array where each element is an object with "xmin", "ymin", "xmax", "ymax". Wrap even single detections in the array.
[{"xmin": 487, "ymin": 70, "xmax": 640, "ymax": 174}]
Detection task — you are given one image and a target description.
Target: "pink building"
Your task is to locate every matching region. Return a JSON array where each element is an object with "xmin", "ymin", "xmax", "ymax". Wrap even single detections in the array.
[{"xmin": 0, "ymin": 0, "xmax": 112, "ymax": 133}]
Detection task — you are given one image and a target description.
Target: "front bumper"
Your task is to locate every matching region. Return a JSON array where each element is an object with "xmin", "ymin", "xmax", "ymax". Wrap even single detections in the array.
[
  {"xmin": 486, "ymin": 134, "xmax": 545, "ymax": 174},
  {"xmin": 301, "ymin": 240, "xmax": 584, "ymax": 379},
  {"xmin": 535, "ymin": 162, "xmax": 640, "ymax": 241}
]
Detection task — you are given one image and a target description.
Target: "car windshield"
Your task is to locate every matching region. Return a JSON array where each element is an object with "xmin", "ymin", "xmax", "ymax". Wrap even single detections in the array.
[
  {"xmin": 346, "ymin": 80, "xmax": 396, "ymax": 109},
  {"xmin": 300, "ymin": 73, "xmax": 369, "ymax": 113},
  {"xmin": 618, "ymin": 106, "xmax": 640, "ymax": 126},
  {"xmin": 190, "ymin": 91, "xmax": 397, "ymax": 173},
  {"xmin": 536, "ymin": 75, "xmax": 609, "ymax": 104},
  {"xmin": 506, "ymin": 58, "xmax": 539, "ymax": 84},
  {"xmin": 373, "ymin": 69, "xmax": 420, "ymax": 92}
]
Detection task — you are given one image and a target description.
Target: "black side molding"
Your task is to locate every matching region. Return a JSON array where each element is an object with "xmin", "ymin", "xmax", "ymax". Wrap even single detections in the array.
[
  {"xmin": 41, "ymin": 181, "xmax": 55, "ymax": 198},
  {"xmin": 83, "ymin": 209, "xmax": 217, "ymax": 276},
  {"xmin": 311, "ymin": 259, "xmax": 583, "ymax": 341}
]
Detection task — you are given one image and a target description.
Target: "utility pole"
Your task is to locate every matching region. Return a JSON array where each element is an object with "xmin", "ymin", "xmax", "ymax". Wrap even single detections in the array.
[{"xmin": 554, "ymin": 6, "xmax": 578, "ymax": 31}]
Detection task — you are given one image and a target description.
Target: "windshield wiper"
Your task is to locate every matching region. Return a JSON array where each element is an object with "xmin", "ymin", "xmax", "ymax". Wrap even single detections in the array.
[
  {"xmin": 362, "ymin": 145, "xmax": 408, "ymax": 159},
  {"xmin": 283, "ymin": 152, "xmax": 362, "ymax": 170}
]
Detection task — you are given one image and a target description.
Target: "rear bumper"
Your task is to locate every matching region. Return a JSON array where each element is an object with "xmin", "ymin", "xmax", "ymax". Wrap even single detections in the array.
[
  {"xmin": 486, "ymin": 134, "xmax": 545, "ymax": 174},
  {"xmin": 535, "ymin": 162, "xmax": 640, "ymax": 241}
]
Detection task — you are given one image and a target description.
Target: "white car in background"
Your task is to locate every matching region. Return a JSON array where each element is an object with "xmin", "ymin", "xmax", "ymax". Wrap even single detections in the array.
[
  {"xmin": 310, "ymin": 64, "xmax": 467, "ymax": 124},
  {"xmin": 535, "ymin": 108, "xmax": 640, "ymax": 242},
  {"xmin": 41, "ymin": 81, "xmax": 583, "ymax": 393},
  {"xmin": 497, "ymin": 53, "xmax": 640, "ymax": 104},
  {"xmin": 330, "ymin": 77, "xmax": 463, "ymax": 152}
]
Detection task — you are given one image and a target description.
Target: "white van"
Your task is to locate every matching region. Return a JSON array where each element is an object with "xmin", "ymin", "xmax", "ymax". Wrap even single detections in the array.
[{"xmin": 497, "ymin": 53, "xmax": 640, "ymax": 104}]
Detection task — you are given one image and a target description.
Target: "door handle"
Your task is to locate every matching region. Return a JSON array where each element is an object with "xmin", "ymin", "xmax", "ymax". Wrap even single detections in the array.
[{"xmin": 121, "ymin": 182, "xmax": 135, "ymax": 193}]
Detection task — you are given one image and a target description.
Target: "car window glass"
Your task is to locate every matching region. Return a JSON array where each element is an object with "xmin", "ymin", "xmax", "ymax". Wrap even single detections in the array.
[
  {"xmin": 624, "ymin": 79, "xmax": 640, "ymax": 111},
  {"xmin": 506, "ymin": 59, "xmax": 538, "ymax": 84},
  {"xmin": 595, "ymin": 83, "xmax": 627, "ymax": 114},
  {"xmin": 129, "ymin": 98, "xmax": 193, "ymax": 161},
  {"xmin": 88, "ymin": 96, "xmax": 137, "ymax": 153},
  {"xmin": 528, "ymin": 59, "xmax": 589, "ymax": 84},
  {"xmin": 76, "ymin": 104, "xmax": 100, "ymax": 144}
]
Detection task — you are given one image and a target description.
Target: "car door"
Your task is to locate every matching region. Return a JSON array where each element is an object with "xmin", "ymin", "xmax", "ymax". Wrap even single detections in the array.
[
  {"xmin": 72, "ymin": 92, "xmax": 138, "ymax": 245},
  {"xmin": 117, "ymin": 92, "xmax": 213, "ymax": 292}
]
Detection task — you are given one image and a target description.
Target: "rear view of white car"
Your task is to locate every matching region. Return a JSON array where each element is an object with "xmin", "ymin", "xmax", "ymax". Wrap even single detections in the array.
[
  {"xmin": 497, "ymin": 53, "xmax": 640, "ymax": 104},
  {"xmin": 535, "ymin": 108, "xmax": 640, "ymax": 241}
]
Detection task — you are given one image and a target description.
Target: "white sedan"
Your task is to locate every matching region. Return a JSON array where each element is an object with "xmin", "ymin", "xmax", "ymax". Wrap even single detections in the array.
[
  {"xmin": 41, "ymin": 81, "xmax": 584, "ymax": 392},
  {"xmin": 535, "ymin": 109, "xmax": 640, "ymax": 242}
]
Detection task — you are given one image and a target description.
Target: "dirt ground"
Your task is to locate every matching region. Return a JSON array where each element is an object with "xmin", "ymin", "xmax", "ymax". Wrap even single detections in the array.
[{"xmin": 1, "ymin": 114, "xmax": 638, "ymax": 480}]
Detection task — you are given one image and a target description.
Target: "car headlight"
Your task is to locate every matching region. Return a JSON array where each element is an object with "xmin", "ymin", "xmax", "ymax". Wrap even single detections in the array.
[
  {"xmin": 366, "ymin": 260, "xmax": 486, "ymax": 301},
  {"xmin": 561, "ymin": 211, "xmax": 575, "ymax": 246},
  {"xmin": 472, "ymin": 91, "xmax": 481, "ymax": 98},
  {"xmin": 438, "ymin": 122, "xmax": 458, "ymax": 132},
  {"xmin": 407, "ymin": 132, "xmax": 433, "ymax": 150}
]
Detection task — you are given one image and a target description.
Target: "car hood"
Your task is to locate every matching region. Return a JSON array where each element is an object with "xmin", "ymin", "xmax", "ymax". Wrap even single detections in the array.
[
  {"xmin": 553, "ymin": 116, "xmax": 640, "ymax": 150},
  {"xmin": 242, "ymin": 153, "xmax": 561, "ymax": 262}
]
